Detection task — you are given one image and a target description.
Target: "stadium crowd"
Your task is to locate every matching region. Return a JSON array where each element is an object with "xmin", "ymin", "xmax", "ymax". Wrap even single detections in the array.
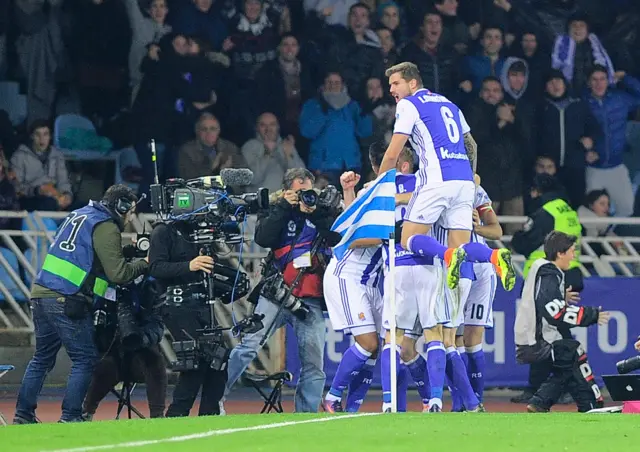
[{"xmin": 1, "ymin": 0, "xmax": 640, "ymax": 226}]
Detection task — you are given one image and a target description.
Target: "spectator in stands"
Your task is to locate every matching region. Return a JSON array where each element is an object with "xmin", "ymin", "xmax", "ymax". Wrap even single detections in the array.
[
  {"xmin": 551, "ymin": 13, "xmax": 615, "ymax": 97},
  {"xmin": 327, "ymin": 3, "xmax": 384, "ymax": 103},
  {"xmin": 465, "ymin": 76, "xmax": 524, "ymax": 234},
  {"xmin": 10, "ymin": 120, "xmax": 73, "ymax": 212},
  {"xmin": 432, "ymin": 0, "xmax": 469, "ymax": 54},
  {"xmin": 70, "ymin": 0, "xmax": 132, "ymax": 123},
  {"xmin": 492, "ymin": 0, "xmax": 580, "ymax": 51},
  {"xmin": 500, "ymin": 58, "xmax": 536, "ymax": 179},
  {"xmin": 510, "ymin": 31, "xmax": 550, "ymax": 96},
  {"xmin": 252, "ymin": 34, "xmax": 314, "ymax": 144},
  {"xmin": 0, "ymin": 150, "xmax": 19, "ymax": 228},
  {"xmin": 224, "ymin": 0, "xmax": 280, "ymax": 84},
  {"xmin": 300, "ymin": 71, "xmax": 373, "ymax": 186},
  {"xmin": 399, "ymin": 11, "xmax": 462, "ymax": 101},
  {"xmin": 0, "ymin": 110, "xmax": 18, "ymax": 159},
  {"xmin": 461, "ymin": 25, "xmax": 506, "ymax": 97},
  {"xmin": 242, "ymin": 112, "xmax": 305, "ymax": 193},
  {"xmin": 178, "ymin": 113, "xmax": 245, "ymax": 181},
  {"xmin": 359, "ymin": 77, "xmax": 395, "ymax": 149},
  {"xmin": 14, "ymin": 0, "xmax": 66, "ymax": 125},
  {"xmin": 534, "ymin": 155, "xmax": 558, "ymax": 177},
  {"xmin": 536, "ymin": 69, "xmax": 600, "ymax": 209},
  {"xmin": 377, "ymin": 2, "xmax": 407, "ymax": 48},
  {"xmin": 585, "ymin": 66, "xmax": 640, "ymax": 217},
  {"xmin": 123, "ymin": 0, "xmax": 172, "ymax": 105},
  {"xmin": 375, "ymin": 27, "xmax": 399, "ymax": 71},
  {"xmin": 169, "ymin": 0, "xmax": 228, "ymax": 52},
  {"xmin": 578, "ymin": 189, "xmax": 617, "ymax": 238},
  {"xmin": 303, "ymin": 0, "xmax": 358, "ymax": 28}
]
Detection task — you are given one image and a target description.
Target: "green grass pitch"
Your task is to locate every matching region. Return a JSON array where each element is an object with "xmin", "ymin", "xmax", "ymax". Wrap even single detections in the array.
[{"xmin": 1, "ymin": 412, "xmax": 638, "ymax": 452}]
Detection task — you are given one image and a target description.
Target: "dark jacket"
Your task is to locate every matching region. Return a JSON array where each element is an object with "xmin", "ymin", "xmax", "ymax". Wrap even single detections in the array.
[
  {"xmin": 399, "ymin": 39, "xmax": 461, "ymax": 101},
  {"xmin": 148, "ymin": 222, "xmax": 201, "ymax": 295},
  {"xmin": 537, "ymin": 95, "xmax": 600, "ymax": 169},
  {"xmin": 512, "ymin": 191, "xmax": 570, "ymax": 257},
  {"xmin": 584, "ymin": 75, "xmax": 640, "ymax": 169},
  {"xmin": 255, "ymin": 196, "xmax": 337, "ymax": 299},
  {"xmin": 465, "ymin": 99, "xmax": 523, "ymax": 202}
]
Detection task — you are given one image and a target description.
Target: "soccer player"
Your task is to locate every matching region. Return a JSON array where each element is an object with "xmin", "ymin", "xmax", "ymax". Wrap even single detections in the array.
[
  {"xmin": 378, "ymin": 62, "xmax": 515, "ymax": 294},
  {"xmin": 369, "ymin": 143, "xmax": 442, "ymax": 412},
  {"xmin": 447, "ymin": 177, "xmax": 502, "ymax": 411},
  {"xmin": 321, "ymin": 172, "xmax": 384, "ymax": 413}
]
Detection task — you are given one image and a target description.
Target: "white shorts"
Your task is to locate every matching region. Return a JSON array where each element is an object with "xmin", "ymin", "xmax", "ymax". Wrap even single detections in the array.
[
  {"xmin": 324, "ymin": 261, "xmax": 383, "ymax": 336},
  {"xmin": 382, "ymin": 261, "xmax": 447, "ymax": 332},
  {"xmin": 464, "ymin": 263, "xmax": 497, "ymax": 328},
  {"xmin": 405, "ymin": 180, "xmax": 475, "ymax": 230},
  {"xmin": 443, "ymin": 277, "xmax": 472, "ymax": 329}
]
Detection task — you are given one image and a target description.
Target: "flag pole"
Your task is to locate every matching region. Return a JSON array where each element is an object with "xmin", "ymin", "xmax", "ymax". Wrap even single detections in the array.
[{"xmin": 389, "ymin": 230, "xmax": 397, "ymax": 413}]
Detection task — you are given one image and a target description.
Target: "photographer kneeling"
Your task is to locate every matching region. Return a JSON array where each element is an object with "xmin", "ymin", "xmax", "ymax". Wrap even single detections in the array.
[
  {"xmin": 148, "ymin": 219, "xmax": 225, "ymax": 417},
  {"xmin": 225, "ymin": 168, "xmax": 340, "ymax": 413},
  {"xmin": 82, "ymin": 275, "xmax": 167, "ymax": 419},
  {"xmin": 14, "ymin": 185, "xmax": 148, "ymax": 424}
]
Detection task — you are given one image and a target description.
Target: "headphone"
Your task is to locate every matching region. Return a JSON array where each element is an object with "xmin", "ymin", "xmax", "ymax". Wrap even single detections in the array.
[{"xmin": 114, "ymin": 197, "xmax": 134, "ymax": 215}]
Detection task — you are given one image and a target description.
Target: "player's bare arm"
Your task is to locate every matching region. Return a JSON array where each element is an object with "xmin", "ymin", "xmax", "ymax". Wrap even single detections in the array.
[
  {"xmin": 349, "ymin": 238, "xmax": 383, "ymax": 248},
  {"xmin": 395, "ymin": 193, "xmax": 412, "ymax": 206},
  {"xmin": 473, "ymin": 204, "xmax": 502, "ymax": 240},
  {"xmin": 379, "ymin": 134, "xmax": 409, "ymax": 174},
  {"xmin": 340, "ymin": 171, "xmax": 360, "ymax": 208},
  {"xmin": 463, "ymin": 132, "xmax": 477, "ymax": 173}
]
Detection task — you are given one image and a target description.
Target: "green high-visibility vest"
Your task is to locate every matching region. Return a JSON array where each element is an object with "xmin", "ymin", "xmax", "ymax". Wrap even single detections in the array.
[{"xmin": 523, "ymin": 198, "xmax": 582, "ymax": 277}]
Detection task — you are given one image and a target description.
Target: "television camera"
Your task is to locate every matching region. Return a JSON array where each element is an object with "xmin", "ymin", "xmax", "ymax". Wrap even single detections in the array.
[{"xmin": 142, "ymin": 140, "xmax": 269, "ymax": 372}]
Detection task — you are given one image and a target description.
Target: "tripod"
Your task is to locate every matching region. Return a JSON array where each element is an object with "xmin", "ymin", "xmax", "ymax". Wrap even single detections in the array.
[{"xmin": 112, "ymin": 352, "xmax": 146, "ymax": 420}]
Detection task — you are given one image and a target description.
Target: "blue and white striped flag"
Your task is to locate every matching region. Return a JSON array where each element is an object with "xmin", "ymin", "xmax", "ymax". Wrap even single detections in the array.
[{"xmin": 331, "ymin": 169, "xmax": 396, "ymax": 260}]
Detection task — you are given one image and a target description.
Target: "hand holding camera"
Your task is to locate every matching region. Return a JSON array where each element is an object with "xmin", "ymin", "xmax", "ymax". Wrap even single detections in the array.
[{"xmin": 190, "ymin": 255, "xmax": 215, "ymax": 273}]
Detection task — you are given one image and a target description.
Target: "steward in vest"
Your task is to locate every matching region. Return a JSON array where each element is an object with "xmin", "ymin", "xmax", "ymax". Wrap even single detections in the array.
[
  {"xmin": 514, "ymin": 231, "xmax": 609, "ymax": 413},
  {"xmin": 512, "ymin": 173, "xmax": 583, "ymax": 290},
  {"xmin": 13, "ymin": 184, "xmax": 149, "ymax": 424},
  {"xmin": 224, "ymin": 168, "xmax": 340, "ymax": 413}
]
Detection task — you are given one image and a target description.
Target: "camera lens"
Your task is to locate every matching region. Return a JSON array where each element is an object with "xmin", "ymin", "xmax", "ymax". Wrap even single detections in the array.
[{"xmin": 300, "ymin": 190, "xmax": 317, "ymax": 207}]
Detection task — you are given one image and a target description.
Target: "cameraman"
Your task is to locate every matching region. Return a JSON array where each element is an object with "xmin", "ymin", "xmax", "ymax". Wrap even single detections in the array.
[
  {"xmin": 14, "ymin": 185, "xmax": 148, "ymax": 424},
  {"xmin": 225, "ymin": 168, "xmax": 339, "ymax": 413},
  {"xmin": 148, "ymin": 219, "xmax": 225, "ymax": 417},
  {"xmin": 82, "ymin": 277, "xmax": 167, "ymax": 419}
]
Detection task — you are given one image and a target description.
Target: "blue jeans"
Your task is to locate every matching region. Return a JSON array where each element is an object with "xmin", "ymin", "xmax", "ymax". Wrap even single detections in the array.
[
  {"xmin": 15, "ymin": 298, "xmax": 98, "ymax": 422},
  {"xmin": 226, "ymin": 296, "xmax": 326, "ymax": 412}
]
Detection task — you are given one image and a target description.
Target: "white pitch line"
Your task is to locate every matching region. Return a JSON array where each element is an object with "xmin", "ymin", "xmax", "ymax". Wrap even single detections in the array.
[{"xmin": 42, "ymin": 413, "xmax": 382, "ymax": 452}]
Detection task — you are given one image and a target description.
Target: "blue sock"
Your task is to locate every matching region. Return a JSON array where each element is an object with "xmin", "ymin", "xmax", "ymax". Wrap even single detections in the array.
[
  {"xmin": 446, "ymin": 346, "xmax": 479, "ymax": 410},
  {"xmin": 397, "ymin": 363, "xmax": 409, "ymax": 412},
  {"xmin": 466, "ymin": 345, "xmax": 486, "ymax": 403},
  {"xmin": 446, "ymin": 356, "xmax": 465, "ymax": 412},
  {"xmin": 407, "ymin": 235, "xmax": 448, "ymax": 259},
  {"xmin": 346, "ymin": 358, "xmax": 376, "ymax": 412},
  {"xmin": 458, "ymin": 346, "xmax": 468, "ymax": 368},
  {"xmin": 405, "ymin": 354, "xmax": 430, "ymax": 404},
  {"xmin": 380, "ymin": 344, "xmax": 400, "ymax": 404},
  {"xmin": 426, "ymin": 341, "xmax": 446, "ymax": 406},
  {"xmin": 462, "ymin": 242, "xmax": 493, "ymax": 263},
  {"xmin": 327, "ymin": 343, "xmax": 370, "ymax": 400}
]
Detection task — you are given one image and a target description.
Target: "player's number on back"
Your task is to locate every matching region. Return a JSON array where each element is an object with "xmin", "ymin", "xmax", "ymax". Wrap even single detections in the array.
[{"xmin": 440, "ymin": 106, "xmax": 460, "ymax": 144}]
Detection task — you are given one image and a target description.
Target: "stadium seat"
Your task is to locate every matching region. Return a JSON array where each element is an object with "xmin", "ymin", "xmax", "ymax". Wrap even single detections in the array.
[
  {"xmin": 0, "ymin": 365, "xmax": 15, "ymax": 426},
  {"xmin": 244, "ymin": 371, "xmax": 293, "ymax": 413},
  {"xmin": 53, "ymin": 114, "xmax": 96, "ymax": 149}
]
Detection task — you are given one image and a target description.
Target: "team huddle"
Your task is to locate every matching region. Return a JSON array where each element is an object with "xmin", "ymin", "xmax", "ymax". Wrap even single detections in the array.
[{"xmin": 321, "ymin": 62, "xmax": 516, "ymax": 413}]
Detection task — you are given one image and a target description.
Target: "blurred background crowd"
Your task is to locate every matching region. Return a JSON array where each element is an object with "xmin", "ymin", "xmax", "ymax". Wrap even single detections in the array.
[{"xmin": 2, "ymin": 0, "xmax": 640, "ymax": 238}]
